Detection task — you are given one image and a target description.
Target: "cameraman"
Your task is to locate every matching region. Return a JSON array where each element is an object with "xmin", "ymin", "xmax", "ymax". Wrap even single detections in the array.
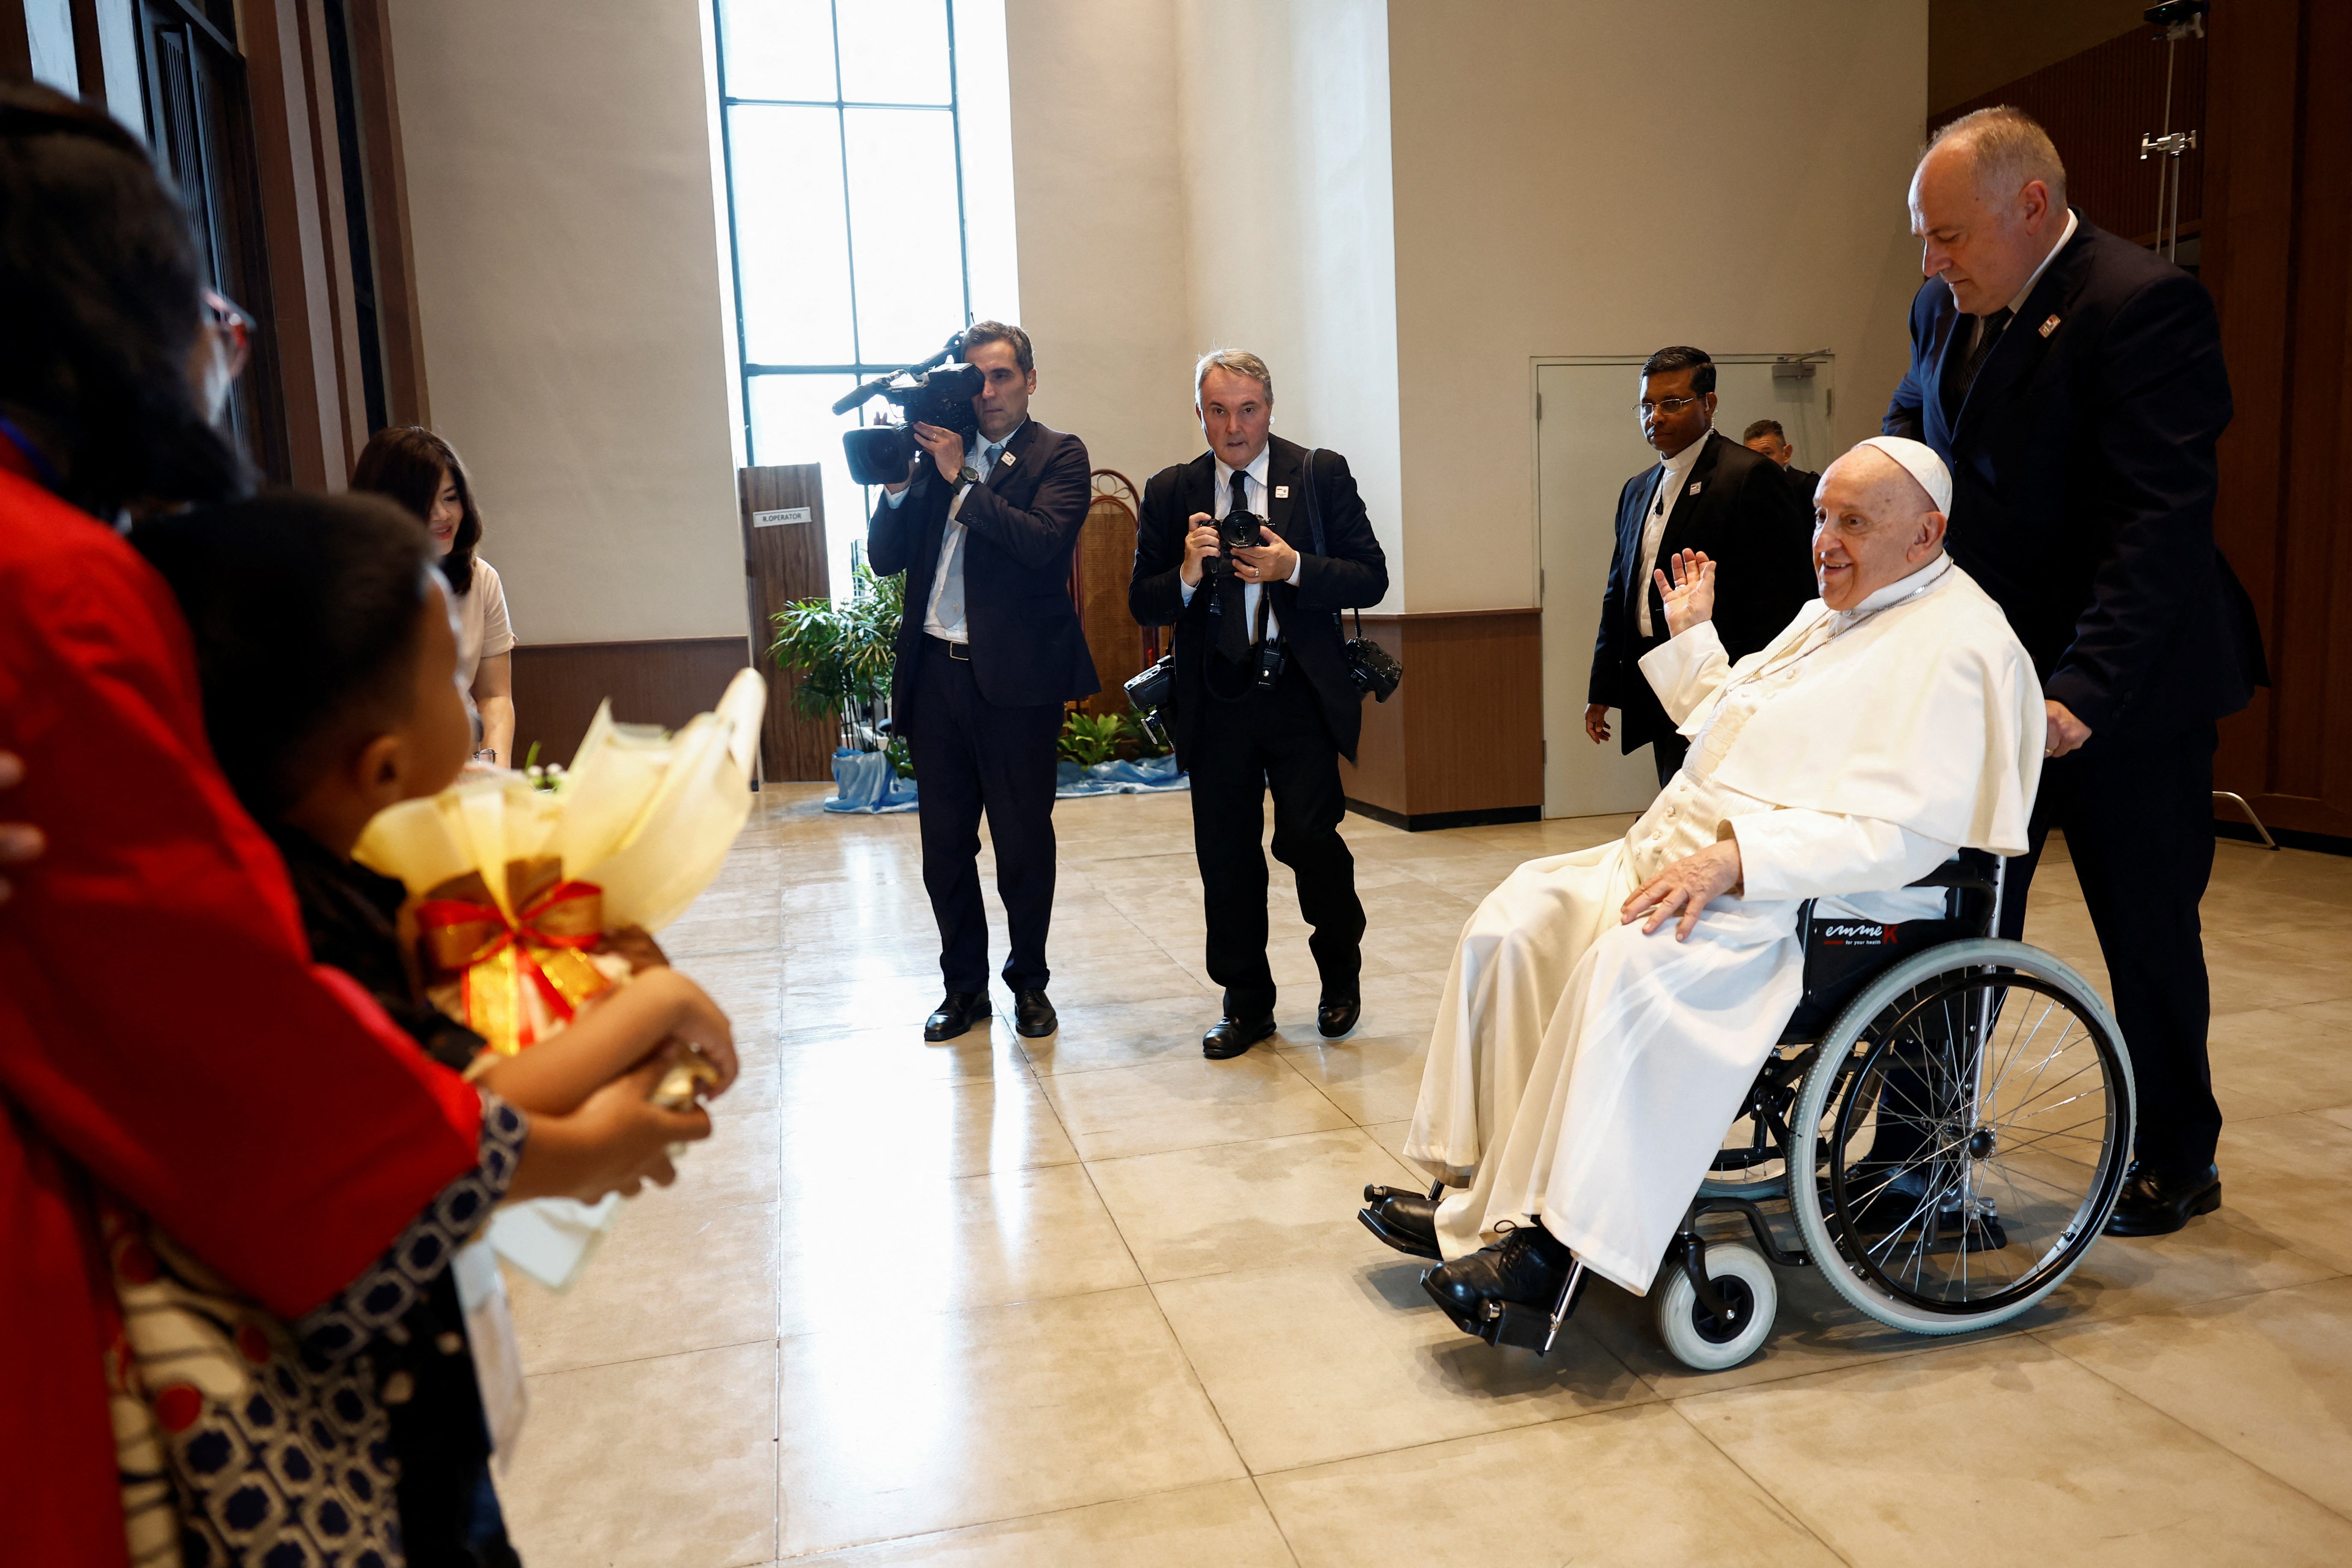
[
  {"xmin": 869, "ymin": 321, "xmax": 1099, "ymax": 1044},
  {"xmin": 1130, "ymin": 351, "xmax": 1389, "ymax": 1060}
]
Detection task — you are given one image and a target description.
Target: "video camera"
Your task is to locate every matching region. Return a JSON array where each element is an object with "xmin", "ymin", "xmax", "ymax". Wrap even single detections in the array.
[{"xmin": 834, "ymin": 332, "xmax": 985, "ymax": 486}]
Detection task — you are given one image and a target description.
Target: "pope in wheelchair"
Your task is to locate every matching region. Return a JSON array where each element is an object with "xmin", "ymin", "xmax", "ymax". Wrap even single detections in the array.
[{"xmin": 1361, "ymin": 437, "xmax": 2134, "ymax": 1370}]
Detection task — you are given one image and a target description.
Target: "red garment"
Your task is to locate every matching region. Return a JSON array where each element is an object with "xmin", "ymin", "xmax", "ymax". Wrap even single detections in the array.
[{"xmin": 0, "ymin": 454, "xmax": 483, "ymax": 1566}]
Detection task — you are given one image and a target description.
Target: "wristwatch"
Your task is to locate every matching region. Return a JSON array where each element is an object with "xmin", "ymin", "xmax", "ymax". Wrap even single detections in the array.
[{"xmin": 948, "ymin": 464, "xmax": 980, "ymax": 495}]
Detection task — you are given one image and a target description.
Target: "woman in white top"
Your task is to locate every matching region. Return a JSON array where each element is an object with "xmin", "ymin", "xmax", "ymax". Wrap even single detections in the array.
[{"xmin": 351, "ymin": 426, "xmax": 517, "ymax": 765}]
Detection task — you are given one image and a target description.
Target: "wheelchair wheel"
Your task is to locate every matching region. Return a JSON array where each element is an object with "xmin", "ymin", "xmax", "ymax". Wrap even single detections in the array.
[
  {"xmin": 1654, "ymin": 1241, "xmax": 1777, "ymax": 1370},
  {"xmin": 1791, "ymin": 939, "xmax": 2134, "ymax": 1336}
]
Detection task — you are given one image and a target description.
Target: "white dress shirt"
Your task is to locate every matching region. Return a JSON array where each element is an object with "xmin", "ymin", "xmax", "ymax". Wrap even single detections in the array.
[
  {"xmin": 1176, "ymin": 442, "xmax": 1304, "ymax": 639},
  {"xmin": 879, "ymin": 420, "xmax": 1022, "ymax": 643},
  {"xmin": 1634, "ymin": 431, "xmax": 1711, "ymax": 638}
]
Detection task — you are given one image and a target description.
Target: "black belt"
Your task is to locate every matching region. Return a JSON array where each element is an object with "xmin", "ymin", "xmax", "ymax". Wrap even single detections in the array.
[{"xmin": 928, "ymin": 634, "xmax": 970, "ymax": 661}]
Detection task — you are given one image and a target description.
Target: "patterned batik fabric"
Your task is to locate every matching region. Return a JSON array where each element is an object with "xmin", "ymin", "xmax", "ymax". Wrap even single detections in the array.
[{"xmin": 107, "ymin": 1093, "xmax": 526, "ymax": 1568}]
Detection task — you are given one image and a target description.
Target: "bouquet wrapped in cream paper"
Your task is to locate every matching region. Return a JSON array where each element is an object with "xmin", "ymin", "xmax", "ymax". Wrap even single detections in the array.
[{"xmin": 355, "ymin": 668, "xmax": 767, "ymax": 1287}]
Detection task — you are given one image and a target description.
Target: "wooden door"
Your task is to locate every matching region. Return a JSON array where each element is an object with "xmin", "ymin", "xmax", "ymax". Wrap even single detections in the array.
[{"xmin": 739, "ymin": 463, "xmax": 839, "ymax": 782}]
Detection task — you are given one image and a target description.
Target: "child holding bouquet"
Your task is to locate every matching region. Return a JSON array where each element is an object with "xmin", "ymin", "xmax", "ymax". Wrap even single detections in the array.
[{"xmin": 132, "ymin": 491, "xmax": 738, "ymax": 1566}]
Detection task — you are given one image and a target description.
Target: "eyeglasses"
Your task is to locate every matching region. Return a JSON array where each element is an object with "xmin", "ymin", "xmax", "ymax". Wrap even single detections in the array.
[
  {"xmin": 204, "ymin": 288, "xmax": 253, "ymax": 378},
  {"xmin": 1636, "ymin": 396, "xmax": 1703, "ymax": 416}
]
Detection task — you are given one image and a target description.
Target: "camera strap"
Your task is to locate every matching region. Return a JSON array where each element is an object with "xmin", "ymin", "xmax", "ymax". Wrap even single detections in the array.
[{"xmin": 1296, "ymin": 446, "xmax": 1363, "ymax": 641}]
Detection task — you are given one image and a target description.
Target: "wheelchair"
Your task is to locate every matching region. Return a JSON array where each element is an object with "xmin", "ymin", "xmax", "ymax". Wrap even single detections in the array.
[{"xmin": 1437, "ymin": 851, "xmax": 2136, "ymax": 1371}]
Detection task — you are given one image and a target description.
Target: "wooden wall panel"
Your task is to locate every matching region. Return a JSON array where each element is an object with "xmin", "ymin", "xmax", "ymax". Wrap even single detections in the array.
[
  {"xmin": 1070, "ymin": 473, "xmax": 1152, "ymax": 716},
  {"xmin": 1930, "ymin": 24, "xmax": 2205, "ymax": 244},
  {"xmin": 739, "ymin": 464, "xmax": 839, "ymax": 783},
  {"xmin": 1341, "ymin": 609, "xmax": 1543, "ymax": 830},
  {"xmin": 2205, "ymin": 0, "xmax": 2352, "ymax": 842},
  {"xmin": 510, "ymin": 636, "xmax": 751, "ymax": 770}
]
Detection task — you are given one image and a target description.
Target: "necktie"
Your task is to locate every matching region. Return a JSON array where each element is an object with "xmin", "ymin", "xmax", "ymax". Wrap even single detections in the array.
[
  {"xmin": 1955, "ymin": 307, "xmax": 2013, "ymax": 405},
  {"xmin": 933, "ymin": 441, "xmax": 998, "ymax": 635},
  {"xmin": 1214, "ymin": 468, "xmax": 1251, "ymax": 662}
]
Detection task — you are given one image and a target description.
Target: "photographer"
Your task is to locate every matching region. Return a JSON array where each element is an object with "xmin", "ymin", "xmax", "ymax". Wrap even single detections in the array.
[
  {"xmin": 1130, "ymin": 351, "xmax": 1389, "ymax": 1060},
  {"xmin": 869, "ymin": 321, "xmax": 1099, "ymax": 1043}
]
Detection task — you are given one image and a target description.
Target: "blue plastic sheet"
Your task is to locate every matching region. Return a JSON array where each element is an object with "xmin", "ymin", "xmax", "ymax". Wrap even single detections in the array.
[
  {"xmin": 1055, "ymin": 754, "xmax": 1189, "ymax": 797},
  {"xmin": 823, "ymin": 749, "xmax": 1188, "ymax": 814},
  {"xmin": 821, "ymin": 747, "xmax": 918, "ymax": 814}
]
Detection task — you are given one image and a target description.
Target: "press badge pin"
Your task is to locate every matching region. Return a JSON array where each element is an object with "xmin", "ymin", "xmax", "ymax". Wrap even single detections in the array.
[
  {"xmin": 1275, "ymin": 485, "xmax": 1290, "ymax": 499},
  {"xmin": 1689, "ymin": 481, "xmax": 1702, "ymax": 495},
  {"xmin": 998, "ymin": 451, "xmax": 1016, "ymax": 465},
  {"xmin": 2039, "ymin": 314, "xmax": 2061, "ymax": 338}
]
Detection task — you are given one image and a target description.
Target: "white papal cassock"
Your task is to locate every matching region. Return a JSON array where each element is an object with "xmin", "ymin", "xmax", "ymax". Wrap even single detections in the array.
[{"xmin": 1404, "ymin": 556, "xmax": 2043, "ymax": 1294}]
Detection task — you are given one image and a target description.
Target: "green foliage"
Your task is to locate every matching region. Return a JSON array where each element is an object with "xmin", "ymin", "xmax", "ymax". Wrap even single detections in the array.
[
  {"xmin": 768, "ymin": 564, "xmax": 905, "ymax": 725},
  {"xmin": 1057, "ymin": 709, "xmax": 1126, "ymax": 768},
  {"xmin": 886, "ymin": 732, "xmax": 914, "ymax": 779},
  {"xmin": 1056, "ymin": 706, "xmax": 1174, "ymax": 768}
]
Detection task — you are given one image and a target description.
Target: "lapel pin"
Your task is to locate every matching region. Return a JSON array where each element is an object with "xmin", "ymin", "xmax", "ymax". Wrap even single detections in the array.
[
  {"xmin": 998, "ymin": 451, "xmax": 1015, "ymax": 466},
  {"xmin": 1274, "ymin": 485, "xmax": 1290, "ymax": 499},
  {"xmin": 2039, "ymin": 314, "xmax": 2061, "ymax": 338},
  {"xmin": 1689, "ymin": 481, "xmax": 1702, "ymax": 496}
]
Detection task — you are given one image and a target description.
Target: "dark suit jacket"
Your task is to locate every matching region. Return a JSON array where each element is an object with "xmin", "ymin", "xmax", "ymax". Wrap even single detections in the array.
[
  {"xmin": 1588, "ymin": 429, "xmax": 1815, "ymax": 753},
  {"xmin": 1884, "ymin": 213, "xmax": 2263, "ymax": 738},
  {"xmin": 866, "ymin": 417, "xmax": 1100, "ymax": 721},
  {"xmin": 1783, "ymin": 465, "xmax": 1822, "ymax": 504},
  {"xmin": 1130, "ymin": 437, "xmax": 1389, "ymax": 766}
]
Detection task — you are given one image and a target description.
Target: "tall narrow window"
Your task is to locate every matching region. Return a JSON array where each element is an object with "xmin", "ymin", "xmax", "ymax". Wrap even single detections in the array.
[{"xmin": 712, "ymin": 0, "xmax": 1019, "ymax": 595}]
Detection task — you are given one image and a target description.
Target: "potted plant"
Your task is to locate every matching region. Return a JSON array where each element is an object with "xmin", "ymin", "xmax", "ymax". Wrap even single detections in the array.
[{"xmin": 768, "ymin": 562, "xmax": 904, "ymax": 756}]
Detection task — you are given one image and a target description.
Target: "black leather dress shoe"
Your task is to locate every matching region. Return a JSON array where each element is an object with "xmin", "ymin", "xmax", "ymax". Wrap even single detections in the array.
[
  {"xmin": 1317, "ymin": 995, "xmax": 1362, "ymax": 1038},
  {"xmin": 1421, "ymin": 1221, "xmax": 1575, "ymax": 1335},
  {"xmin": 1203, "ymin": 1014, "xmax": 1277, "ymax": 1060},
  {"xmin": 2104, "ymin": 1161, "xmax": 2222, "ymax": 1237},
  {"xmin": 923, "ymin": 991, "xmax": 990, "ymax": 1042},
  {"xmin": 1013, "ymin": 989, "xmax": 1057, "ymax": 1038},
  {"xmin": 1359, "ymin": 1184, "xmax": 1442, "ymax": 1260}
]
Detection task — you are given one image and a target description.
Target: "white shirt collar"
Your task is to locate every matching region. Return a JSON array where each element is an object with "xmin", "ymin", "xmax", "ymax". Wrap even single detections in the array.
[
  {"xmin": 1832, "ymin": 553, "xmax": 1954, "ymax": 629},
  {"xmin": 1658, "ymin": 428, "xmax": 1712, "ymax": 475},
  {"xmin": 1215, "ymin": 442, "xmax": 1272, "ymax": 489},
  {"xmin": 2004, "ymin": 209, "xmax": 2079, "ymax": 318},
  {"xmin": 978, "ymin": 419, "xmax": 1025, "ymax": 459}
]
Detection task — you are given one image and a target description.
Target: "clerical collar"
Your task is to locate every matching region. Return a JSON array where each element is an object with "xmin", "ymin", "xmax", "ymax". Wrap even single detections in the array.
[
  {"xmin": 1657, "ymin": 429, "xmax": 1710, "ymax": 476},
  {"xmin": 1215, "ymin": 443, "xmax": 1271, "ymax": 489},
  {"xmin": 2003, "ymin": 209, "xmax": 2079, "ymax": 318},
  {"xmin": 1833, "ymin": 554, "xmax": 1953, "ymax": 630}
]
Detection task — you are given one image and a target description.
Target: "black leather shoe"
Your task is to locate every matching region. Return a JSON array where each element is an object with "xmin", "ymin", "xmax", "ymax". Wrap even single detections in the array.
[
  {"xmin": 1203, "ymin": 1015, "xmax": 1277, "ymax": 1060},
  {"xmin": 1013, "ymin": 989, "xmax": 1057, "ymax": 1038},
  {"xmin": 1317, "ymin": 995, "xmax": 1362, "ymax": 1039},
  {"xmin": 2104, "ymin": 1161, "xmax": 2222, "ymax": 1237},
  {"xmin": 1421, "ymin": 1221, "xmax": 1575, "ymax": 1336},
  {"xmin": 1359, "ymin": 1184, "xmax": 1441, "ymax": 1260},
  {"xmin": 923, "ymin": 991, "xmax": 990, "ymax": 1042}
]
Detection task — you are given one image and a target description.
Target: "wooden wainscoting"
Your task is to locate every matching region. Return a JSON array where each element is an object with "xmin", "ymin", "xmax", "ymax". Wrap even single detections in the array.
[
  {"xmin": 1339, "ymin": 609, "xmax": 1544, "ymax": 830},
  {"xmin": 510, "ymin": 637, "xmax": 753, "ymax": 772}
]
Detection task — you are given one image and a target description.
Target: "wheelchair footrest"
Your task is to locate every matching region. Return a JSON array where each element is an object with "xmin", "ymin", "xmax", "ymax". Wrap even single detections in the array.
[{"xmin": 1478, "ymin": 1299, "xmax": 1559, "ymax": 1354}]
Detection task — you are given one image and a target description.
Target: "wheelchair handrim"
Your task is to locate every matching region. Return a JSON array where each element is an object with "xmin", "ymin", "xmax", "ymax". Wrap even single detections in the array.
[{"xmin": 1792, "ymin": 939, "xmax": 2136, "ymax": 1332}]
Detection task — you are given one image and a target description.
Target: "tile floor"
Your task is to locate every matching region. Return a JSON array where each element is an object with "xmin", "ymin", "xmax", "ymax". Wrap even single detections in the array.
[{"xmin": 496, "ymin": 787, "xmax": 2352, "ymax": 1566}]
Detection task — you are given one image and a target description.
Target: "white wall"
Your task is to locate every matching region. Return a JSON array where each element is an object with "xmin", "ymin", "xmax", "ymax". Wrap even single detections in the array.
[
  {"xmin": 1001, "ymin": 0, "xmax": 1202, "ymax": 497},
  {"xmin": 390, "ymin": 0, "xmax": 745, "ymax": 645},
  {"xmin": 1170, "ymin": 0, "xmax": 1403, "ymax": 606},
  {"xmin": 1387, "ymin": 0, "xmax": 1929, "ymax": 611}
]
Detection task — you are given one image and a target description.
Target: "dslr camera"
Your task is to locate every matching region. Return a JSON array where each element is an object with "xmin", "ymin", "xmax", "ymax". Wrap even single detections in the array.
[
  {"xmin": 835, "ymin": 332, "xmax": 985, "ymax": 486},
  {"xmin": 1205, "ymin": 506, "xmax": 1264, "ymax": 577}
]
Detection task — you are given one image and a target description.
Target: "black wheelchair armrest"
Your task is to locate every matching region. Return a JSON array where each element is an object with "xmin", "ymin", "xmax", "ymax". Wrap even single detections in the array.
[{"xmin": 1904, "ymin": 847, "xmax": 2001, "ymax": 896}]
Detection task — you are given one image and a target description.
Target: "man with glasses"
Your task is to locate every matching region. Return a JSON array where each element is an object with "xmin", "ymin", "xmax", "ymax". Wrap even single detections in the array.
[{"xmin": 1587, "ymin": 347, "xmax": 1814, "ymax": 785}]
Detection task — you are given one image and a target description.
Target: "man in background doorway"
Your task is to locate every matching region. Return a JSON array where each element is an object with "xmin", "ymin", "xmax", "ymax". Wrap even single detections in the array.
[
  {"xmin": 869, "ymin": 322, "xmax": 1099, "ymax": 1045},
  {"xmin": 1588, "ymin": 347, "xmax": 1814, "ymax": 785},
  {"xmin": 1743, "ymin": 417, "xmax": 1821, "ymax": 499}
]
